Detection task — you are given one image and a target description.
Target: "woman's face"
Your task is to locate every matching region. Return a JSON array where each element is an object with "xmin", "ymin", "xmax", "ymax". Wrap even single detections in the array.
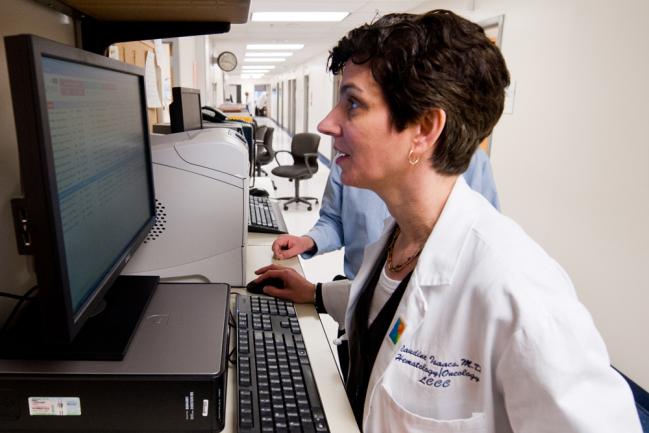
[{"xmin": 318, "ymin": 61, "xmax": 417, "ymax": 190}]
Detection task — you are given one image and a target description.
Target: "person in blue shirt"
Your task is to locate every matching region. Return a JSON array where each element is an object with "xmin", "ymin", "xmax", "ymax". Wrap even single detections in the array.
[{"xmin": 271, "ymin": 147, "xmax": 499, "ymax": 279}]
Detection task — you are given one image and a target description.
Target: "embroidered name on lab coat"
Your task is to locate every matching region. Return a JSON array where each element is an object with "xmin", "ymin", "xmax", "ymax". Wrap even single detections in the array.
[{"xmin": 394, "ymin": 345, "xmax": 481, "ymax": 389}]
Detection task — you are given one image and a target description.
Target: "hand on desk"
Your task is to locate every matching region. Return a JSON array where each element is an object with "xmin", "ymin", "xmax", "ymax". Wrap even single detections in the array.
[
  {"xmin": 272, "ymin": 235, "xmax": 316, "ymax": 260},
  {"xmin": 253, "ymin": 264, "xmax": 316, "ymax": 304}
]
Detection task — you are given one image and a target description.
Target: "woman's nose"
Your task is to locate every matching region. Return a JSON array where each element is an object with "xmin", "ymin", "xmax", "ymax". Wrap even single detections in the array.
[{"xmin": 318, "ymin": 108, "xmax": 341, "ymax": 136}]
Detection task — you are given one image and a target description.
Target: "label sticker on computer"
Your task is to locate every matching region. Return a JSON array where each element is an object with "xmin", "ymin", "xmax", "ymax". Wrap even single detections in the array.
[
  {"xmin": 202, "ymin": 399, "xmax": 209, "ymax": 417},
  {"xmin": 28, "ymin": 397, "xmax": 81, "ymax": 416}
]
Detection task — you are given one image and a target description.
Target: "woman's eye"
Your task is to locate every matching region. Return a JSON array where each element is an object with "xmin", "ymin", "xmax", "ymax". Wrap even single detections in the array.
[{"xmin": 348, "ymin": 99, "xmax": 360, "ymax": 111}]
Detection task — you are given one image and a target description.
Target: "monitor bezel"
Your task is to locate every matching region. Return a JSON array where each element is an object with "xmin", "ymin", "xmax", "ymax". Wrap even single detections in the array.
[{"xmin": 5, "ymin": 34, "xmax": 156, "ymax": 344}]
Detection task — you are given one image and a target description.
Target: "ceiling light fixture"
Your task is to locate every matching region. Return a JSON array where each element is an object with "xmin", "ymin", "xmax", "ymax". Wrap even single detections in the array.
[
  {"xmin": 244, "ymin": 58, "xmax": 286, "ymax": 63},
  {"xmin": 251, "ymin": 12, "xmax": 349, "ymax": 22},
  {"xmin": 246, "ymin": 44, "xmax": 304, "ymax": 50},
  {"xmin": 245, "ymin": 52, "xmax": 293, "ymax": 57},
  {"xmin": 242, "ymin": 65, "xmax": 275, "ymax": 70}
]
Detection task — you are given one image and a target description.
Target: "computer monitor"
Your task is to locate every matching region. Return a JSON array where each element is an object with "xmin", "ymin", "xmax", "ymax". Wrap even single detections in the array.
[
  {"xmin": 170, "ymin": 87, "xmax": 203, "ymax": 132},
  {"xmin": 1, "ymin": 34, "xmax": 158, "ymax": 360}
]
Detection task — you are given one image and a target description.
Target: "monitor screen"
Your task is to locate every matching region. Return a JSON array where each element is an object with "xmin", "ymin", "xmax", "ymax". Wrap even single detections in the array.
[
  {"xmin": 181, "ymin": 91, "xmax": 203, "ymax": 131},
  {"xmin": 170, "ymin": 87, "xmax": 203, "ymax": 132},
  {"xmin": 42, "ymin": 57, "xmax": 152, "ymax": 315},
  {"xmin": 3, "ymin": 35, "xmax": 157, "ymax": 353}
]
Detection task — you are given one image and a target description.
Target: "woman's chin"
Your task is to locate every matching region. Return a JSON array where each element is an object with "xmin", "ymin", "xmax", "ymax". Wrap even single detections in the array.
[{"xmin": 340, "ymin": 170, "xmax": 363, "ymax": 188}]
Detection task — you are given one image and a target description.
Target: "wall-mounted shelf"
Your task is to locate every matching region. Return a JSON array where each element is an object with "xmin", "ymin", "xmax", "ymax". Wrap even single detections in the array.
[{"xmin": 33, "ymin": 0, "xmax": 250, "ymax": 54}]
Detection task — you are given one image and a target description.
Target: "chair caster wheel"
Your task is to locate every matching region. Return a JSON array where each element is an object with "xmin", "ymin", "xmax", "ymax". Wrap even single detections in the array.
[
  {"xmin": 284, "ymin": 205, "xmax": 289, "ymax": 211},
  {"xmin": 307, "ymin": 206, "xmax": 312, "ymax": 211}
]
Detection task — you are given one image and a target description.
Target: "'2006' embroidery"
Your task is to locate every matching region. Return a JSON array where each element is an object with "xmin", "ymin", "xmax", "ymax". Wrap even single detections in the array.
[{"xmin": 394, "ymin": 346, "xmax": 481, "ymax": 389}]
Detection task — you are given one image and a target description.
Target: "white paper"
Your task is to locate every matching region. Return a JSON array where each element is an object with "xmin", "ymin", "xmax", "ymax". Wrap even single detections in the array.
[
  {"xmin": 154, "ymin": 39, "xmax": 164, "ymax": 67},
  {"xmin": 108, "ymin": 45, "xmax": 120, "ymax": 60},
  {"xmin": 144, "ymin": 51, "xmax": 162, "ymax": 108},
  {"xmin": 155, "ymin": 42, "xmax": 173, "ymax": 105}
]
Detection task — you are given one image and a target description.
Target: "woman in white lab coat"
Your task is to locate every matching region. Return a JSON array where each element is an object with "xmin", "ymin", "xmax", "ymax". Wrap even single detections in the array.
[{"xmin": 255, "ymin": 10, "xmax": 642, "ymax": 433}]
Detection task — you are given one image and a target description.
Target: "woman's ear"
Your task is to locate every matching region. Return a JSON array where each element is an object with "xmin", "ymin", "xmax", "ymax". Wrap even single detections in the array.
[{"xmin": 413, "ymin": 108, "xmax": 446, "ymax": 154}]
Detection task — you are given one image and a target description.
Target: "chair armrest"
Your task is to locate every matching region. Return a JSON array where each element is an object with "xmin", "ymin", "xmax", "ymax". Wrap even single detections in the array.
[
  {"xmin": 303, "ymin": 152, "xmax": 319, "ymax": 175},
  {"xmin": 273, "ymin": 149, "xmax": 293, "ymax": 167}
]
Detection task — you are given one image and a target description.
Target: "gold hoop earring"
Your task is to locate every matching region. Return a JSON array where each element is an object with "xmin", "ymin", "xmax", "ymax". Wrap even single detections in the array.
[{"xmin": 408, "ymin": 149, "xmax": 420, "ymax": 166}]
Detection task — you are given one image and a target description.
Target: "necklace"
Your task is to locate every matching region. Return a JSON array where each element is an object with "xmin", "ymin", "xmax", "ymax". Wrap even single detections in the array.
[{"xmin": 386, "ymin": 226, "xmax": 423, "ymax": 273}]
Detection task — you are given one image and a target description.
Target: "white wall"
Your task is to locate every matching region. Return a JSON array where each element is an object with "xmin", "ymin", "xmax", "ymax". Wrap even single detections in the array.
[
  {"xmin": 167, "ymin": 35, "xmax": 213, "ymax": 107},
  {"xmin": 469, "ymin": 0, "xmax": 649, "ymax": 388},
  {"xmin": 171, "ymin": 36, "xmax": 210, "ymax": 96},
  {"xmin": 0, "ymin": 0, "xmax": 75, "ymax": 323},
  {"xmin": 264, "ymin": 53, "xmax": 335, "ymax": 160}
]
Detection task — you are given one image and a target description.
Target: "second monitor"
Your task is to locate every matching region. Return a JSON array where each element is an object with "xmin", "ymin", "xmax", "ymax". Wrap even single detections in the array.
[{"xmin": 169, "ymin": 87, "xmax": 203, "ymax": 132}]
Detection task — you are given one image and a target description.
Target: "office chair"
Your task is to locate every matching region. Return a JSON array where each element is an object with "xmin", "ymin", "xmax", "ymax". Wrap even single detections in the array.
[
  {"xmin": 271, "ymin": 132, "xmax": 321, "ymax": 211},
  {"xmin": 255, "ymin": 126, "xmax": 274, "ymax": 177}
]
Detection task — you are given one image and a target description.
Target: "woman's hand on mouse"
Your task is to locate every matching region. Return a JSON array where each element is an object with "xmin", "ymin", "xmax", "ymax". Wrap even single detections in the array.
[{"xmin": 254, "ymin": 264, "xmax": 316, "ymax": 304}]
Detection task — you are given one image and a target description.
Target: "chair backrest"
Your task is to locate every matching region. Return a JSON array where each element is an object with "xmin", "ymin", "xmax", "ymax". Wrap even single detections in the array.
[
  {"xmin": 255, "ymin": 125, "xmax": 268, "ymax": 142},
  {"xmin": 262, "ymin": 127, "xmax": 275, "ymax": 157},
  {"xmin": 291, "ymin": 132, "xmax": 320, "ymax": 168}
]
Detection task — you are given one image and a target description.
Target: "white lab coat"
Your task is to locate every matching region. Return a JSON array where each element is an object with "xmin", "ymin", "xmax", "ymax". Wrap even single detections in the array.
[{"xmin": 323, "ymin": 177, "xmax": 641, "ymax": 433}]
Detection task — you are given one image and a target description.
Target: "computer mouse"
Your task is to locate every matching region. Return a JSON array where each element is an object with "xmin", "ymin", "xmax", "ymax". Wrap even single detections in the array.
[
  {"xmin": 246, "ymin": 277, "xmax": 284, "ymax": 295},
  {"xmin": 249, "ymin": 188, "xmax": 269, "ymax": 197}
]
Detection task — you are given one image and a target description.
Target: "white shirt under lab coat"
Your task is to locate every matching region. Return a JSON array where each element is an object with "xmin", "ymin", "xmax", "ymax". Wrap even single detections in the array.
[{"xmin": 322, "ymin": 176, "xmax": 641, "ymax": 433}]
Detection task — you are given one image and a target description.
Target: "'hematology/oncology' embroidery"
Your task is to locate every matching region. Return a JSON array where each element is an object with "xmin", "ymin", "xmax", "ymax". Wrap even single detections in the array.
[{"xmin": 394, "ymin": 345, "xmax": 481, "ymax": 388}]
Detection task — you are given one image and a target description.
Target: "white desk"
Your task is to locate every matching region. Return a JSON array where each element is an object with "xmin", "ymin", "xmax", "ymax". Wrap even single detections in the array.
[{"xmin": 224, "ymin": 236, "xmax": 358, "ymax": 433}]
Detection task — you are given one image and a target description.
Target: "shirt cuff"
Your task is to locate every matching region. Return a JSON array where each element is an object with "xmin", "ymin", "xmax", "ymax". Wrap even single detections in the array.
[
  {"xmin": 320, "ymin": 279, "xmax": 352, "ymax": 325},
  {"xmin": 299, "ymin": 234, "xmax": 320, "ymax": 259}
]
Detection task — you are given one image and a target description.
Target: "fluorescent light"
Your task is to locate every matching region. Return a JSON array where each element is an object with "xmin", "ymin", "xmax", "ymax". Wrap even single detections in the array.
[
  {"xmin": 244, "ymin": 58, "xmax": 286, "ymax": 63},
  {"xmin": 242, "ymin": 74, "xmax": 264, "ymax": 79},
  {"xmin": 247, "ymin": 44, "xmax": 304, "ymax": 50},
  {"xmin": 242, "ymin": 65, "xmax": 275, "ymax": 70},
  {"xmin": 252, "ymin": 12, "xmax": 349, "ymax": 22},
  {"xmin": 245, "ymin": 52, "xmax": 293, "ymax": 57}
]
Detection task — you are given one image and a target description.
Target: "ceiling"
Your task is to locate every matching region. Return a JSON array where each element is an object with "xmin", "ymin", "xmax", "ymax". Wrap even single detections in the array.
[{"xmin": 210, "ymin": 0, "xmax": 434, "ymax": 78}]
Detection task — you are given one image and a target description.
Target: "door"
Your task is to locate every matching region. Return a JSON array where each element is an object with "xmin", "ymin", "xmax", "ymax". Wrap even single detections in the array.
[{"xmin": 303, "ymin": 75, "xmax": 309, "ymax": 132}]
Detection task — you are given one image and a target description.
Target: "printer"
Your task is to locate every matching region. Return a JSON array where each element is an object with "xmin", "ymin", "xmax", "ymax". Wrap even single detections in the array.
[{"xmin": 123, "ymin": 128, "xmax": 249, "ymax": 285}]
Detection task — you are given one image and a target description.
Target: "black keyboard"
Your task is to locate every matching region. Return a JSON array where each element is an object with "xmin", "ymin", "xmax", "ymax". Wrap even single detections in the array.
[
  {"xmin": 248, "ymin": 195, "xmax": 288, "ymax": 235},
  {"xmin": 236, "ymin": 295, "xmax": 329, "ymax": 433}
]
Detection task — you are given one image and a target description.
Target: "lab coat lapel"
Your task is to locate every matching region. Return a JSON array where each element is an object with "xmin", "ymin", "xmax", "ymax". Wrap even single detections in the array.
[{"xmin": 361, "ymin": 269, "xmax": 428, "ymax": 430}]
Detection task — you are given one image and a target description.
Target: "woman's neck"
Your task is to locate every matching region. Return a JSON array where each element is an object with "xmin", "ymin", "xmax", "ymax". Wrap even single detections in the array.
[
  {"xmin": 383, "ymin": 172, "xmax": 456, "ymax": 238},
  {"xmin": 379, "ymin": 171, "xmax": 458, "ymax": 279}
]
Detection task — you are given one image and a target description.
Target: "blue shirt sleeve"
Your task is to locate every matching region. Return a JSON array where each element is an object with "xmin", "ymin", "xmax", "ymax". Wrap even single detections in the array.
[
  {"xmin": 304, "ymin": 163, "xmax": 345, "ymax": 258},
  {"xmin": 463, "ymin": 148, "xmax": 500, "ymax": 210}
]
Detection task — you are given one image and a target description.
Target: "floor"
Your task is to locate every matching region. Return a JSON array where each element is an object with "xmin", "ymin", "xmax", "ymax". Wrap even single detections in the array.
[{"xmin": 253, "ymin": 116, "xmax": 344, "ymax": 373}]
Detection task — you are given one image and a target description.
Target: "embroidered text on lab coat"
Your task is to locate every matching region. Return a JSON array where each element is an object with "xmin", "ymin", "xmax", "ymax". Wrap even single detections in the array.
[{"xmin": 394, "ymin": 345, "xmax": 481, "ymax": 389}]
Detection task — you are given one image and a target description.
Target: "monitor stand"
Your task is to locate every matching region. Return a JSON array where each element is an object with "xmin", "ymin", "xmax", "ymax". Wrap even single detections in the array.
[{"xmin": 0, "ymin": 275, "xmax": 158, "ymax": 361}]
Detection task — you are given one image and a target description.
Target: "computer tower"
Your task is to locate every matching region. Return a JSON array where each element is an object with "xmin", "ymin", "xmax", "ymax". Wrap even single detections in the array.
[{"xmin": 0, "ymin": 283, "xmax": 230, "ymax": 433}]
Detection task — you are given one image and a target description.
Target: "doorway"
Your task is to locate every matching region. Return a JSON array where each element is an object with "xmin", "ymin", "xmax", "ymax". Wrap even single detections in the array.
[{"xmin": 303, "ymin": 75, "xmax": 309, "ymax": 132}]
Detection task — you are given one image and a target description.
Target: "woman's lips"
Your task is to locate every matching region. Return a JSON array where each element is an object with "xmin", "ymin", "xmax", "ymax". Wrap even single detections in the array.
[{"xmin": 334, "ymin": 150, "xmax": 350, "ymax": 164}]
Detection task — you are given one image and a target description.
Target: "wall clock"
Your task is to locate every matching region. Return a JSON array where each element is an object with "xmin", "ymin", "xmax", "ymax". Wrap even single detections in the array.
[{"xmin": 216, "ymin": 51, "xmax": 237, "ymax": 72}]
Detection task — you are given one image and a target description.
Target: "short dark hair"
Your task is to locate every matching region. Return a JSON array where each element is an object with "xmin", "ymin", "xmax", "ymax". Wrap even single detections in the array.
[{"xmin": 328, "ymin": 10, "xmax": 510, "ymax": 175}]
